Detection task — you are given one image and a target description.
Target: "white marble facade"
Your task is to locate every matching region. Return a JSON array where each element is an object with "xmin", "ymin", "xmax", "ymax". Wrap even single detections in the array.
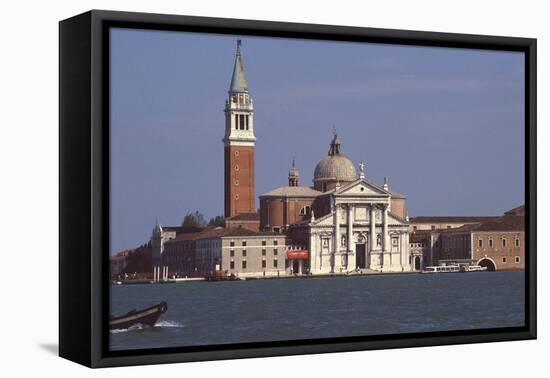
[{"xmin": 308, "ymin": 179, "xmax": 410, "ymax": 274}]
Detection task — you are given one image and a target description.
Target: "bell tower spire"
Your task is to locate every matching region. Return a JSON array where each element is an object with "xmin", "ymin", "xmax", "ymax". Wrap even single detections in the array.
[{"xmin": 223, "ymin": 40, "xmax": 256, "ymax": 218}]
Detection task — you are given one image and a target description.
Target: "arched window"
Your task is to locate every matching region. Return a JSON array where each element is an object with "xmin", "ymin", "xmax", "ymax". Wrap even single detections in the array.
[{"xmin": 300, "ymin": 205, "xmax": 311, "ymax": 216}]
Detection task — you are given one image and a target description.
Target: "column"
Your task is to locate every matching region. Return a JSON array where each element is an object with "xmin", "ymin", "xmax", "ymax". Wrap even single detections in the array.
[
  {"xmin": 334, "ymin": 204, "xmax": 340, "ymax": 273},
  {"xmin": 383, "ymin": 205, "xmax": 389, "ymax": 253},
  {"xmin": 298, "ymin": 260, "xmax": 303, "ymax": 275},
  {"xmin": 382, "ymin": 205, "xmax": 389, "ymax": 270},
  {"xmin": 347, "ymin": 205, "xmax": 355, "ymax": 271},
  {"xmin": 369, "ymin": 205, "xmax": 376, "ymax": 252}
]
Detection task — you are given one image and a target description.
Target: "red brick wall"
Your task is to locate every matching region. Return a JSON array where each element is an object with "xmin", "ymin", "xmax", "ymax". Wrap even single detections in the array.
[
  {"xmin": 391, "ymin": 198, "xmax": 406, "ymax": 220},
  {"xmin": 225, "ymin": 146, "xmax": 255, "ymax": 217},
  {"xmin": 260, "ymin": 197, "xmax": 315, "ymax": 231},
  {"xmin": 472, "ymin": 231, "xmax": 525, "ymax": 270}
]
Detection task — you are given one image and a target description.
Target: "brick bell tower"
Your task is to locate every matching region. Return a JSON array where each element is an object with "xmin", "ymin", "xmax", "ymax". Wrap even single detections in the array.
[{"xmin": 223, "ymin": 40, "xmax": 256, "ymax": 218}]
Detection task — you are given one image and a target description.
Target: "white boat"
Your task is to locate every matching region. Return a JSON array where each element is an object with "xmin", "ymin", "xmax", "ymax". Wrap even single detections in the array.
[
  {"xmin": 464, "ymin": 265, "xmax": 488, "ymax": 272},
  {"xmin": 421, "ymin": 265, "xmax": 460, "ymax": 274},
  {"xmin": 168, "ymin": 277, "xmax": 206, "ymax": 283}
]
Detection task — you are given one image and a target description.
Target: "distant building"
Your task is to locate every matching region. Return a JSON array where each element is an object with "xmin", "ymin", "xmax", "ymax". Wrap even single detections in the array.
[
  {"xmin": 162, "ymin": 232, "xmax": 202, "ymax": 278},
  {"xmin": 151, "ymin": 223, "xmax": 204, "ymax": 282},
  {"xmin": 409, "ymin": 206, "xmax": 525, "ymax": 271},
  {"xmin": 110, "ymin": 250, "xmax": 130, "ymax": 277}
]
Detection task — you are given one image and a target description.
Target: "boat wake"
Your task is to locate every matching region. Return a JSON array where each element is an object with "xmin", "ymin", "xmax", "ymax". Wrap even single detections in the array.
[
  {"xmin": 155, "ymin": 320, "xmax": 184, "ymax": 328},
  {"xmin": 110, "ymin": 320, "xmax": 183, "ymax": 334}
]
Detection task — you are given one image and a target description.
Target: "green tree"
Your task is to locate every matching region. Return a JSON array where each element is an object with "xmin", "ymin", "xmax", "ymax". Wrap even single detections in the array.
[
  {"xmin": 208, "ymin": 215, "xmax": 225, "ymax": 227},
  {"xmin": 181, "ymin": 210, "xmax": 207, "ymax": 227}
]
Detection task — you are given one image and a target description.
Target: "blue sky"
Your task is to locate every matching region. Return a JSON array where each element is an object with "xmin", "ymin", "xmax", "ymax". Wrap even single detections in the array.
[{"xmin": 110, "ymin": 28, "xmax": 525, "ymax": 253}]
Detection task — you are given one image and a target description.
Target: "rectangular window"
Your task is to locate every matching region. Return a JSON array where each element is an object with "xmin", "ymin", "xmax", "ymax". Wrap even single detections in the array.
[
  {"xmin": 273, "ymin": 240, "xmax": 278, "ymax": 246},
  {"xmin": 242, "ymin": 250, "xmax": 247, "ymax": 257},
  {"xmin": 242, "ymin": 260, "xmax": 247, "ymax": 269},
  {"xmin": 489, "ymin": 239, "xmax": 493, "ymax": 248},
  {"xmin": 515, "ymin": 256, "xmax": 520, "ymax": 263},
  {"xmin": 242, "ymin": 241, "xmax": 247, "ymax": 247},
  {"xmin": 273, "ymin": 259, "xmax": 278, "ymax": 268},
  {"xmin": 502, "ymin": 257, "xmax": 507, "ymax": 263},
  {"xmin": 273, "ymin": 249, "xmax": 278, "ymax": 256},
  {"xmin": 262, "ymin": 249, "xmax": 266, "ymax": 256},
  {"xmin": 230, "ymin": 261, "xmax": 235, "ymax": 269},
  {"xmin": 262, "ymin": 260, "xmax": 266, "ymax": 268},
  {"xmin": 235, "ymin": 114, "xmax": 238, "ymax": 130},
  {"xmin": 515, "ymin": 238, "xmax": 520, "ymax": 247},
  {"xmin": 239, "ymin": 114, "xmax": 245, "ymax": 130},
  {"xmin": 245, "ymin": 115, "xmax": 249, "ymax": 130},
  {"xmin": 262, "ymin": 240, "xmax": 266, "ymax": 246},
  {"xmin": 478, "ymin": 239, "xmax": 483, "ymax": 248},
  {"xmin": 230, "ymin": 250, "xmax": 234, "ymax": 257},
  {"xmin": 230, "ymin": 241, "xmax": 235, "ymax": 247}
]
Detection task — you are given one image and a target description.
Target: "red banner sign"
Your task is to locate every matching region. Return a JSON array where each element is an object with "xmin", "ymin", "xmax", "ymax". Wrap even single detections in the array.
[{"xmin": 287, "ymin": 250, "xmax": 309, "ymax": 260}]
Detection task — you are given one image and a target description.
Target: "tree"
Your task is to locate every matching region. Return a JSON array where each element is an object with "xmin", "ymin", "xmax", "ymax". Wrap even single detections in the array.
[
  {"xmin": 208, "ymin": 215, "xmax": 225, "ymax": 227},
  {"xmin": 181, "ymin": 210, "xmax": 207, "ymax": 227}
]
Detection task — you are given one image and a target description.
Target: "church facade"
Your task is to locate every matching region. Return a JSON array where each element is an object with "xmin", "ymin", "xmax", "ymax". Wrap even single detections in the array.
[{"xmin": 275, "ymin": 136, "xmax": 411, "ymax": 274}]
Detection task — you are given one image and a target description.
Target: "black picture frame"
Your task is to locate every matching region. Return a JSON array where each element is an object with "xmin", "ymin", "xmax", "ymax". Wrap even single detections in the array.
[{"xmin": 59, "ymin": 9, "xmax": 537, "ymax": 368}]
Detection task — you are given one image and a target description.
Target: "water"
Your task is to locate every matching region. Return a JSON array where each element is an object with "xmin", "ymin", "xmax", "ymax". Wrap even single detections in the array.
[{"xmin": 110, "ymin": 271, "xmax": 525, "ymax": 351}]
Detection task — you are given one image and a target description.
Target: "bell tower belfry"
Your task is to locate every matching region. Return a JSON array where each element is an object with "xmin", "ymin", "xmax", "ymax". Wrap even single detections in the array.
[{"xmin": 223, "ymin": 40, "xmax": 256, "ymax": 218}]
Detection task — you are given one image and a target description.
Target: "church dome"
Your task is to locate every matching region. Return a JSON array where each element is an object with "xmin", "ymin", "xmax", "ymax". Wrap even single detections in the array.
[
  {"xmin": 314, "ymin": 155, "xmax": 357, "ymax": 182},
  {"xmin": 313, "ymin": 133, "xmax": 357, "ymax": 186}
]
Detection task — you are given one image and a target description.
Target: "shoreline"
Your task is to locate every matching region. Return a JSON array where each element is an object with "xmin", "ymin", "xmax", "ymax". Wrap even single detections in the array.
[{"xmin": 110, "ymin": 269, "xmax": 524, "ymax": 285}]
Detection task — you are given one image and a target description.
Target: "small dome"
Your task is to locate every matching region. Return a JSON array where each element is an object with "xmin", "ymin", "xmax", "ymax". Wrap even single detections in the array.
[
  {"xmin": 314, "ymin": 155, "xmax": 357, "ymax": 182},
  {"xmin": 313, "ymin": 132, "xmax": 357, "ymax": 185}
]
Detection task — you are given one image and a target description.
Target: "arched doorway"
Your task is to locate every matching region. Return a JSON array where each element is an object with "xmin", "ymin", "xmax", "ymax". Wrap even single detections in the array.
[
  {"xmin": 414, "ymin": 256, "xmax": 421, "ymax": 271},
  {"xmin": 477, "ymin": 258, "xmax": 497, "ymax": 271}
]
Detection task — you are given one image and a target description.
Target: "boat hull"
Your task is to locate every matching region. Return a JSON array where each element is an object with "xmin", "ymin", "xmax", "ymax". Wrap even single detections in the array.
[{"xmin": 110, "ymin": 302, "xmax": 168, "ymax": 330}]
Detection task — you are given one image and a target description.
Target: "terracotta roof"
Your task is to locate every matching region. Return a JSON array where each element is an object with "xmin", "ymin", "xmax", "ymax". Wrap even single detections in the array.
[
  {"xmin": 470, "ymin": 215, "xmax": 525, "ymax": 232},
  {"xmin": 504, "ymin": 205, "xmax": 526, "ymax": 216},
  {"xmin": 432, "ymin": 215, "xmax": 525, "ymax": 233},
  {"xmin": 260, "ymin": 186, "xmax": 322, "ymax": 198},
  {"xmin": 222, "ymin": 227, "xmax": 282, "ymax": 238},
  {"xmin": 410, "ymin": 216, "xmax": 500, "ymax": 224},
  {"xmin": 162, "ymin": 225, "xmax": 205, "ymax": 234},
  {"xmin": 189, "ymin": 226, "xmax": 283, "ymax": 240},
  {"xmin": 225, "ymin": 212, "xmax": 260, "ymax": 222}
]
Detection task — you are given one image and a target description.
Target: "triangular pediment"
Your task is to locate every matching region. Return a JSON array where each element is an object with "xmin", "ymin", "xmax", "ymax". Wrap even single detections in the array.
[
  {"xmin": 387, "ymin": 211, "xmax": 408, "ymax": 225},
  {"xmin": 310, "ymin": 212, "xmax": 334, "ymax": 226},
  {"xmin": 335, "ymin": 179, "xmax": 389, "ymax": 197}
]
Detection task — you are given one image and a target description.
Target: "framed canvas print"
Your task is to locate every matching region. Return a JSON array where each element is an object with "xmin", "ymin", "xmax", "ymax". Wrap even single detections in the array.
[{"xmin": 59, "ymin": 10, "xmax": 536, "ymax": 368}]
